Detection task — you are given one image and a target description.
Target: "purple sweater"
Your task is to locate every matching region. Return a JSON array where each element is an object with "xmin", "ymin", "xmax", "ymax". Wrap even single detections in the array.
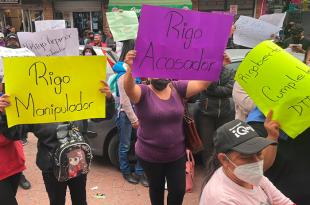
[{"xmin": 135, "ymin": 81, "xmax": 188, "ymax": 163}]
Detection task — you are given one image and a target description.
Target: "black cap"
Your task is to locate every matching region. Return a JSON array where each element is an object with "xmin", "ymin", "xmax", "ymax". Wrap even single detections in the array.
[
  {"xmin": 214, "ymin": 120, "xmax": 277, "ymax": 155},
  {"xmin": 6, "ymin": 33, "xmax": 18, "ymax": 40}
]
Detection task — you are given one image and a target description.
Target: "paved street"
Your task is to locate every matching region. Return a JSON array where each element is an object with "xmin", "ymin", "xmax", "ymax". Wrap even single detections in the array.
[{"xmin": 17, "ymin": 134, "xmax": 205, "ymax": 205}]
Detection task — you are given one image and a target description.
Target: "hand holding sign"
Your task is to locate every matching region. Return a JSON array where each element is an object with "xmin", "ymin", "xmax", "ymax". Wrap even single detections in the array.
[
  {"xmin": 0, "ymin": 94, "xmax": 10, "ymax": 113},
  {"xmin": 264, "ymin": 110, "xmax": 280, "ymax": 141},
  {"xmin": 223, "ymin": 52, "xmax": 232, "ymax": 66},
  {"xmin": 4, "ymin": 56, "xmax": 107, "ymax": 127},
  {"xmin": 133, "ymin": 5, "xmax": 233, "ymax": 81},
  {"xmin": 235, "ymin": 40, "xmax": 310, "ymax": 138},
  {"xmin": 99, "ymin": 80, "xmax": 112, "ymax": 99},
  {"xmin": 124, "ymin": 50, "xmax": 136, "ymax": 70}
]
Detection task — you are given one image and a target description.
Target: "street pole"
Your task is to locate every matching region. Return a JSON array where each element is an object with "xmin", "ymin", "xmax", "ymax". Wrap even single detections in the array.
[
  {"xmin": 20, "ymin": 0, "xmax": 27, "ymax": 32},
  {"xmin": 253, "ymin": 0, "xmax": 257, "ymax": 18}
]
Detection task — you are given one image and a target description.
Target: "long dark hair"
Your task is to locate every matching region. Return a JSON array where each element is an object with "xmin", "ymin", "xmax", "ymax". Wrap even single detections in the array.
[
  {"xmin": 82, "ymin": 45, "xmax": 96, "ymax": 56},
  {"xmin": 201, "ymin": 151, "xmax": 221, "ymax": 194},
  {"xmin": 304, "ymin": 48, "xmax": 310, "ymax": 64},
  {"xmin": 119, "ymin": 39, "xmax": 135, "ymax": 62}
]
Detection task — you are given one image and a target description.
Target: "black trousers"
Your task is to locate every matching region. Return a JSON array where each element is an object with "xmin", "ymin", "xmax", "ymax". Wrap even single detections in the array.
[
  {"xmin": 0, "ymin": 172, "xmax": 21, "ymax": 205},
  {"xmin": 139, "ymin": 156, "xmax": 186, "ymax": 205},
  {"xmin": 42, "ymin": 172, "xmax": 87, "ymax": 205}
]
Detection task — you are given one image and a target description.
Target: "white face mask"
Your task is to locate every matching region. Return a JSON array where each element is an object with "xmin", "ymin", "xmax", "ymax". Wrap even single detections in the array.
[
  {"xmin": 84, "ymin": 52, "xmax": 92, "ymax": 56},
  {"xmin": 225, "ymin": 155, "xmax": 264, "ymax": 186}
]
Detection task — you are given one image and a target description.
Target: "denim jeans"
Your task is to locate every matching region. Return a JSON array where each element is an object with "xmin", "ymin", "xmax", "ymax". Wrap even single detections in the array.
[{"xmin": 116, "ymin": 111, "xmax": 144, "ymax": 175}]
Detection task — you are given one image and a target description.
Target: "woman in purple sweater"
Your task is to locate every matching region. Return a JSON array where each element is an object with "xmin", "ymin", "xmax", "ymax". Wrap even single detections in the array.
[{"xmin": 123, "ymin": 50, "xmax": 231, "ymax": 205}]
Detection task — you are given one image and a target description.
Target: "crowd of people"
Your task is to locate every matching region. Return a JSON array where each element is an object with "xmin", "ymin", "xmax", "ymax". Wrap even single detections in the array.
[{"xmin": 0, "ymin": 17, "xmax": 309, "ymax": 205}]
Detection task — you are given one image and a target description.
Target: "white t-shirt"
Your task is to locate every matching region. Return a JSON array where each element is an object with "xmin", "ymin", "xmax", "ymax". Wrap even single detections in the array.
[{"xmin": 200, "ymin": 167, "xmax": 294, "ymax": 205}]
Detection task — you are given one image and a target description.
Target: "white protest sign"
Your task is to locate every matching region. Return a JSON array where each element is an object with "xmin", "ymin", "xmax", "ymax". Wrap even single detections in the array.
[
  {"xmin": 0, "ymin": 47, "xmax": 35, "ymax": 57},
  {"xmin": 0, "ymin": 47, "xmax": 35, "ymax": 77},
  {"xmin": 234, "ymin": 16, "xmax": 281, "ymax": 48},
  {"xmin": 259, "ymin": 12, "xmax": 286, "ymax": 28},
  {"xmin": 106, "ymin": 11, "xmax": 139, "ymax": 41},
  {"xmin": 17, "ymin": 28, "xmax": 79, "ymax": 56},
  {"xmin": 35, "ymin": 20, "xmax": 66, "ymax": 32}
]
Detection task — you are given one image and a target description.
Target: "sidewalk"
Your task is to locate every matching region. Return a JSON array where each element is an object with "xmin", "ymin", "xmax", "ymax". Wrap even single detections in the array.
[{"xmin": 16, "ymin": 134, "xmax": 205, "ymax": 205}]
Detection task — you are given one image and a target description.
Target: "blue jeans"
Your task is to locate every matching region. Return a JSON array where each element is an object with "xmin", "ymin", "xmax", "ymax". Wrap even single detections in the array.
[{"xmin": 116, "ymin": 111, "xmax": 144, "ymax": 175}]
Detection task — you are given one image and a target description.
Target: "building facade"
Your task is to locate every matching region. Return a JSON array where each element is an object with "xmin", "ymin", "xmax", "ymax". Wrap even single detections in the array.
[
  {"xmin": 1, "ymin": 0, "xmax": 309, "ymax": 36},
  {"xmin": 0, "ymin": 0, "xmax": 53, "ymax": 33}
]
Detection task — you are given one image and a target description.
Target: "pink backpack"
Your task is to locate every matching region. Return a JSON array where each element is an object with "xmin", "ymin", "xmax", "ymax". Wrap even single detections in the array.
[{"xmin": 185, "ymin": 149, "xmax": 195, "ymax": 193}]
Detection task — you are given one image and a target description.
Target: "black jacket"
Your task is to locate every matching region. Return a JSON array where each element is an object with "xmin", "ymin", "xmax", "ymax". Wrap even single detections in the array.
[
  {"xmin": 249, "ymin": 122, "xmax": 310, "ymax": 205},
  {"xmin": 196, "ymin": 68, "xmax": 235, "ymax": 118},
  {"xmin": 33, "ymin": 96, "xmax": 115, "ymax": 171},
  {"xmin": 0, "ymin": 114, "xmax": 27, "ymax": 141}
]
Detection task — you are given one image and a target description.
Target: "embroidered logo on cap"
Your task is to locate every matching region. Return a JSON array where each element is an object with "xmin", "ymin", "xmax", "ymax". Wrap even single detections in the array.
[{"xmin": 229, "ymin": 122, "xmax": 255, "ymax": 138}]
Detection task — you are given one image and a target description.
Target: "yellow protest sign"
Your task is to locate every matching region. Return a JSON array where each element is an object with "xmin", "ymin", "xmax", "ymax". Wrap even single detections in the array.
[
  {"xmin": 4, "ymin": 56, "xmax": 106, "ymax": 127},
  {"xmin": 235, "ymin": 41, "xmax": 310, "ymax": 139}
]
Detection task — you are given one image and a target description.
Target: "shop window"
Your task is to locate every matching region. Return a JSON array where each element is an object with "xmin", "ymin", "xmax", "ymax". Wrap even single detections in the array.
[
  {"xmin": 55, "ymin": 11, "xmax": 71, "ymax": 28},
  {"xmin": 2, "ymin": 9, "xmax": 22, "ymax": 32},
  {"xmin": 91, "ymin": 11, "xmax": 103, "ymax": 34},
  {"xmin": 73, "ymin": 12, "xmax": 91, "ymax": 38},
  {"xmin": 73, "ymin": 12, "xmax": 103, "ymax": 38},
  {"xmin": 23, "ymin": 10, "xmax": 43, "ymax": 32}
]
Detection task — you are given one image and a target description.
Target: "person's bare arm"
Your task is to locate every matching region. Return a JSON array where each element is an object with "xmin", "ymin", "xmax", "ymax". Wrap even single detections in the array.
[
  {"xmin": 262, "ymin": 110, "xmax": 280, "ymax": 172},
  {"xmin": 123, "ymin": 50, "xmax": 142, "ymax": 104}
]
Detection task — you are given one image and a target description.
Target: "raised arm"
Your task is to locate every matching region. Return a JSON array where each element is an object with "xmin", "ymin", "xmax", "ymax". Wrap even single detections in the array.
[
  {"xmin": 262, "ymin": 110, "xmax": 280, "ymax": 172},
  {"xmin": 185, "ymin": 52, "xmax": 232, "ymax": 98},
  {"xmin": 123, "ymin": 50, "xmax": 142, "ymax": 104}
]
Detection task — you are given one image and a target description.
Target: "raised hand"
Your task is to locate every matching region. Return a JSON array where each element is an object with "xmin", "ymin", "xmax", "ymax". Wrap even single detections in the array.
[
  {"xmin": 264, "ymin": 110, "xmax": 280, "ymax": 141},
  {"xmin": 223, "ymin": 52, "xmax": 232, "ymax": 66},
  {"xmin": 124, "ymin": 50, "xmax": 137, "ymax": 69},
  {"xmin": 99, "ymin": 80, "xmax": 112, "ymax": 99},
  {"xmin": 0, "ymin": 94, "xmax": 10, "ymax": 112}
]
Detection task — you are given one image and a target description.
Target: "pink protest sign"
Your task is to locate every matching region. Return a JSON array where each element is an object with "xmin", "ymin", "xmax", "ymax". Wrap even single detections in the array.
[{"xmin": 133, "ymin": 5, "xmax": 234, "ymax": 81}]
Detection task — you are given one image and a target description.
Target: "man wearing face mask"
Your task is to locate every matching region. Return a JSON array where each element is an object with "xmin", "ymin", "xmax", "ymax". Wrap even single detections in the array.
[
  {"xmin": 282, "ymin": 24, "xmax": 310, "ymax": 54},
  {"xmin": 200, "ymin": 115, "xmax": 295, "ymax": 205}
]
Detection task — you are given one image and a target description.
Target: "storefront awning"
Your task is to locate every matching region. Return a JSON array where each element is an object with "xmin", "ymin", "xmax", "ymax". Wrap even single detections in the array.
[{"xmin": 108, "ymin": 0, "xmax": 192, "ymax": 13}]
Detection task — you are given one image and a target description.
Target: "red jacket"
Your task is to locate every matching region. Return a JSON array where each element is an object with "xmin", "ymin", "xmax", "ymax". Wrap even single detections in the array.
[{"xmin": 0, "ymin": 134, "xmax": 25, "ymax": 180}]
